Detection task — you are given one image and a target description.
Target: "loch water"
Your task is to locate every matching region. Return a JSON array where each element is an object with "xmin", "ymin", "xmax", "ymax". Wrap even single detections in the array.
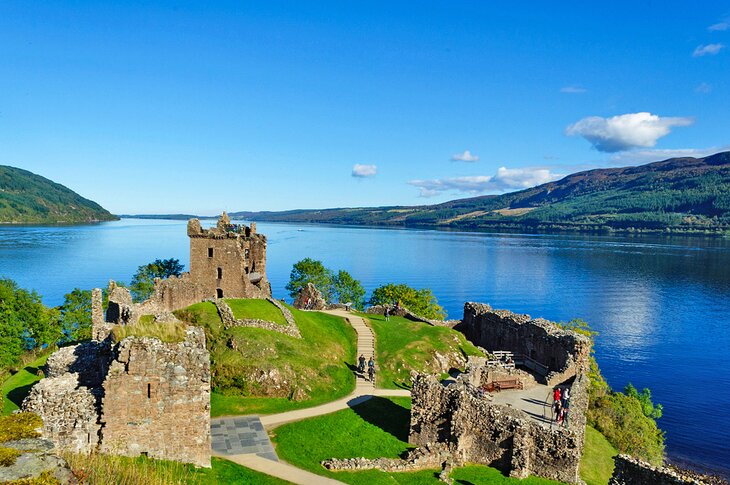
[{"xmin": 1, "ymin": 218, "xmax": 728, "ymax": 476}]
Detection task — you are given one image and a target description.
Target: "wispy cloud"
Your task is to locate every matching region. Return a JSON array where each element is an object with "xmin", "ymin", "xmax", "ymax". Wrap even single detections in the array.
[
  {"xmin": 708, "ymin": 21, "xmax": 729, "ymax": 32},
  {"xmin": 450, "ymin": 150, "xmax": 479, "ymax": 162},
  {"xmin": 351, "ymin": 164, "xmax": 377, "ymax": 178},
  {"xmin": 560, "ymin": 86, "xmax": 587, "ymax": 94},
  {"xmin": 408, "ymin": 167, "xmax": 562, "ymax": 198},
  {"xmin": 693, "ymin": 43, "xmax": 725, "ymax": 57},
  {"xmin": 695, "ymin": 82, "xmax": 713, "ymax": 94},
  {"xmin": 565, "ymin": 112, "xmax": 694, "ymax": 152}
]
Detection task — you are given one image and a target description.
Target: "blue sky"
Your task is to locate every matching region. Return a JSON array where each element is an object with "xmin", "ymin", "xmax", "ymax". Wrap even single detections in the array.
[{"xmin": 1, "ymin": 1, "xmax": 728, "ymax": 214}]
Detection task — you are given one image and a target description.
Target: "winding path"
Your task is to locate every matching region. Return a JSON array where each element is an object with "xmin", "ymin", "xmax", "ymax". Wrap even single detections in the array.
[{"xmin": 211, "ymin": 309, "xmax": 410, "ymax": 485}]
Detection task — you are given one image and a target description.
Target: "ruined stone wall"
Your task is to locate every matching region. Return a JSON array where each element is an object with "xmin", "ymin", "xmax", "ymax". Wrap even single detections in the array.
[
  {"xmin": 99, "ymin": 327, "xmax": 211, "ymax": 467},
  {"xmin": 610, "ymin": 455, "xmax": 709, "ymax": 485},
  {"xmin": 409, "ymin": 373, "xmax": 587, "ymax": 484},
  {"xmin": 24, "ymin": 328, "xmax": 211, "ymax": 468},
  {"xmin": 457, "ymin": 302, "xmax": 591, "ymax": 385}
]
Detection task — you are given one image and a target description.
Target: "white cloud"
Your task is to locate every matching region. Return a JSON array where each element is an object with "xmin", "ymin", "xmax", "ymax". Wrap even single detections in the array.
[
  {"xmin": 408, "ymin": 167, "xmax": 562, "ymax": 198},
  {"xmin": 695, "ymin": 82, "xmax": 712, "ymax": 94},
  {"xmin": 351, "ymin": 164, "xmax": 377, "ymax": 178},
  {"xmin": 708, "ymin": 21, "xmax": 729, "ymax": 31},
  {"xmin": 565, "ymin": 112, "xmax": 694, "ymax": 152},
  {"xmin": 693, "ymin": 43, "xmax": 725, "ymax": 57},
  {"xmin": 450, "ymin": 150, "xmax": 479, "ymax": 162},
  {"xmin": 560, "ymin": 86, "xmax": 587, "ymax": 94}
]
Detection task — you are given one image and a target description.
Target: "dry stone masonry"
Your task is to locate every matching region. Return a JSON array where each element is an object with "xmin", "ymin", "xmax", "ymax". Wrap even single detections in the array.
[
  {"xmin": 457, "ymin": 302, "xmax": 592, "ymax": 386},
  {"xmin": 215, "ymin": 297, "xmax": 301, "ymax": 338},
  {"xmin": 23, "ymin": 322, "xmax": 211, "ymax": 467},
  {"xmin": 102, "ymin": 212, "xmax": 272, "ymax": 327},
  {"xmin": 325, "ymin": 301, "xmax": 592, "ymax": 483},
  {"xmin": 610, "ymin": 455, "xmax": 712, "ymax": 485}
]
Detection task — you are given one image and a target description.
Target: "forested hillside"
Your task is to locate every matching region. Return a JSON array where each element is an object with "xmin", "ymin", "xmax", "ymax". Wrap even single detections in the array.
[
  {"xmin": 0, "ymin": 165, "xmax": 117, "ymax": 224},
  {"xmin": 232, "ymin": 151, "xmax": 730, "ymax": 234}
]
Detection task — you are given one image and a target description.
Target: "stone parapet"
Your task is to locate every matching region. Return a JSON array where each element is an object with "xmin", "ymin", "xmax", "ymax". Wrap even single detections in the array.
[{"xmin": 610, "ymin": 455, "xmax": 710, "ymax": 485}]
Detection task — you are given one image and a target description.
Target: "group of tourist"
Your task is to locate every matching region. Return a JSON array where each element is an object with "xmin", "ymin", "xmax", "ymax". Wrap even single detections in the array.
[
  {"xmin": 358, "ymin": 354, "xmax": 376, "ymax": 382},
  {"xmin": 552, "ymin": 386, "xmax": 571, "ymax": 425}
]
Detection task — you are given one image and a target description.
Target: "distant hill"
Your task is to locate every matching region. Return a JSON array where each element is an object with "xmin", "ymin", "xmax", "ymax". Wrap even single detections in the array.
[
  {"xmin": 231, "ymin": 151, "xmax": 730, "ymax": 235},
  {"xmin": 0, "ymin": 165, "xmax": 118, "ymax": 224}
]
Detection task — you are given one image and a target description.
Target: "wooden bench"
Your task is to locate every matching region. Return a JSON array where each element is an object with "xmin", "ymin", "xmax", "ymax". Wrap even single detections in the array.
[{"xmin": 484, "ymin": 378, "xmax": 523, "ymax": 393}]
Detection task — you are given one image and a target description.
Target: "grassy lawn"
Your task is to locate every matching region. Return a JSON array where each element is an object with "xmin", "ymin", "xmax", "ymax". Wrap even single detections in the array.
[
  {"xmin": 580, "ymin": 426, "xmax": 617, "ymax": 485},
  {"xmin": 360, "ymin": 313, "xmax": 484, "ymax": 389},
  {"xmin": 175, "ymin": 301, "xmax": 356, "ymax": 417},
  {"xmin": 1, "ymin": 353, "xmax": 50, "ymax": 415},
  {"xmin": 62, "ymin": 453, "xmax": 292, "ymax": 484},
  {"xmin": 273, "ymin": 396, "xmax": 561, "ymax": 485},
  {"xmin": 226, "ymin": 298, "xmax": 287, "ymax": 326}
]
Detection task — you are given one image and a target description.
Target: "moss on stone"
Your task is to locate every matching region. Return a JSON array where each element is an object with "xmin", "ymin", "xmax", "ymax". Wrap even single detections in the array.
[
  {"xmin": 0, "ymin": 413, "xmax": 42, "ymax": 443},
  {"xmin": 0, "ymin": 446, "xmax": 22, "ymax": 467}
]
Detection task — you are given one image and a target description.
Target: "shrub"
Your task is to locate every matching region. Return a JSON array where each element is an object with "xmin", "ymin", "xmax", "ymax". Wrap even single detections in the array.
[{"xmin": 369, "ymin": 283, "xmax": 446, "ymax": 320}]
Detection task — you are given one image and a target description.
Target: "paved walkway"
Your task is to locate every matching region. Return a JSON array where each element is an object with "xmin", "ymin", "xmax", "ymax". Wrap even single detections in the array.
[
  {"xmin": 212, "ymin": 309, "xmax": 410, "ymax": 485},
  {"xmin": 489, "ymin": 383, "xmax": 555, "ymax": 427}
]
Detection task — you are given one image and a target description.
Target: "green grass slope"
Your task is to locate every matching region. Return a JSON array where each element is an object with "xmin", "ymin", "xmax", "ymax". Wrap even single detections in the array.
[
  {"xmin": 226, "ymin": 298, "xmax": 287, "ymax": 325},
  {"xmin": 273, "ymin": 396, "xmax": 561, "ymax": 485},
  {"xmin": 1, "ymin": 353, "xmax": 50, "ymax": 415},
  {"xmin": 580, "ymin": 426, "xmax": 618, "ymax": 485},
  {"xmin": 0, "ymin": 165, "xmax": 117, "ymax": 224},
  {"xmin": 232, "ymin": 151, "xmax": 730, "ymax": 234},
  {"xmin": 362, "ymin": 313, "xmax": 484, "ymax": 389},
  {"xmin": 174, "ymin": 300, "xmax": 357, "ymax": 416}
]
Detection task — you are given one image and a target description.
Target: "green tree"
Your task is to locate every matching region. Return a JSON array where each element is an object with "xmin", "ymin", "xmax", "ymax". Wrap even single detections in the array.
[
  {"xmin": 58, "ymin": 288, "xmax": 92, "ymax": 343},
  {"xmin": 332, "ymin": 270, "xmax": 366, "ymax": 310},
  {"xmin": 285, "ymin": 258, "xmax": 334, "ymax": 300},
  {"xmin": 0, "ymin": 279, "xmax": 57, "ymax": 369},
  {"xmin": 625, "ymin": 383, "xmax": 664, "ymax": 419},
  {"xmin": 369, "ymin": 283, "xmax": 446, "ymax": 320},
  {"xmin": 130, "ymin": 258, "xmax": 184, "ymax": 302}
]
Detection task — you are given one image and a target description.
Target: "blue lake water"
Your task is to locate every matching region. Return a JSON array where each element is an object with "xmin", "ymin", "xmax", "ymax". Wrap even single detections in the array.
[{"xmin": 1, "ymin": 218, "xmax": 729, "ymax": 476}]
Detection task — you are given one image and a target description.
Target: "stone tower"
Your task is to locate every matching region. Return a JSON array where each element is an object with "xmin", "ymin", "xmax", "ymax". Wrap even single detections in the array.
[{"xmin": 187, "ymin": 212, "xmax": 271, "ymax": 299}]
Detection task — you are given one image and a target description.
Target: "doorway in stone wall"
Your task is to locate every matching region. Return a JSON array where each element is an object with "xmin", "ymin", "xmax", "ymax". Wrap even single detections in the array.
[{"xmin": 216, "ymin": 288, "xmax": 223, "ymax": 298}]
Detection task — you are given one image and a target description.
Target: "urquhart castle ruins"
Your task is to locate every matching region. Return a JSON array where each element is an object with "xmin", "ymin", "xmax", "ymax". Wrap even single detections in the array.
[
  {"xmin": 12, "ymin": 212, "xmax": 702, "ymax": 484},
  {"xmin": 22, "ymin": 213, "xmax": 271, "ymax": 468}
]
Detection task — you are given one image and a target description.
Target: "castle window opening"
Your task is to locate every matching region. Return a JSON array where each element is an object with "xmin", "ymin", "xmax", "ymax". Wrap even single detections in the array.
[
  {"xmin": 217, "ymin": 267, "xmax": 223, "ymax": 279},
  {"xmin": 216, "ymin": 288, "xmax": 223, "ymax": 298},
  {"xmin": 208, "ymin": 247, "xmax": 214, "ymax": 258},
  {"xmin": 147, "ymin": 383, "xmax": 151, "ymax": 399}
]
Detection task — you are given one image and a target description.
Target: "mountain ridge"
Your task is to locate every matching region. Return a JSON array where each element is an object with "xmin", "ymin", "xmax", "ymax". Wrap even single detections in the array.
[
  {"xmin": 0, "ymin": 165, "xmax": 118, "ymax": 224},
  {"xmin": 229, "ymin": 151, "xmax": 730, "ymax": 235}
]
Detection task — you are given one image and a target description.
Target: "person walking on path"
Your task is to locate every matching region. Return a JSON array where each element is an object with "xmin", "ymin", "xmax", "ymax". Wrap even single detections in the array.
[
  {"xmin": 367, "ymin": 356, "xmax": 375, "ymax": 382},
  {"xmin": 358, "ymin": 354, "xmax": 366, "ymax": 373},
  {"xmin": 562, "ymin": 387, "xmax": 570, "ymax": 409},
  {"xmin": 384, "ymin": 307, "xmax": 390, "ymax": 321}
]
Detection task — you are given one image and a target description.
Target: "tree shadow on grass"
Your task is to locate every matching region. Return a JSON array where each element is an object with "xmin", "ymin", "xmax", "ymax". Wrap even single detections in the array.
[
  {"xmin": 7, "ymin": 383, "xmax": 36, "ymax": 409},
  {"xmin": 350, "ymin": 396, "xmax": 411, "ymax": 442}
]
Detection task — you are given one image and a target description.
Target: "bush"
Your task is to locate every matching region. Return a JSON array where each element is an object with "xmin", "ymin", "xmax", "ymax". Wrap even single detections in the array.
[{"xmin": 369, "ymin": 283, "xmax": 445, "ymax": 320}]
